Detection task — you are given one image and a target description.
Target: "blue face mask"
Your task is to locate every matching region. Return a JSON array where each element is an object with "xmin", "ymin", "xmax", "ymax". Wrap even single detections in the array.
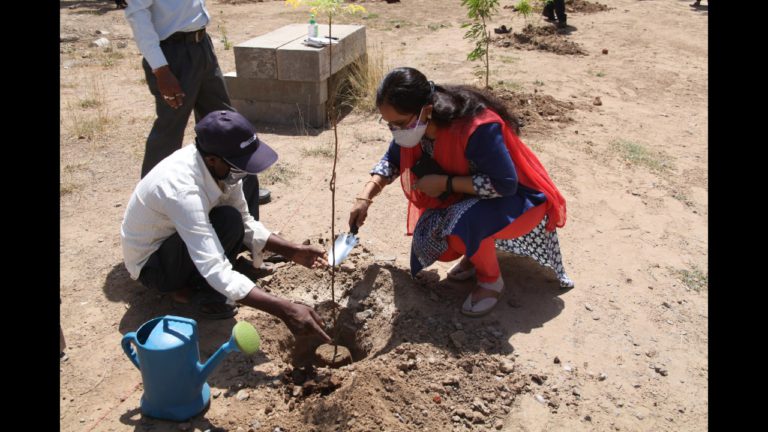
[{"xmin": 390, "ymin": 107, "xmax": 428, "ymax": 148}]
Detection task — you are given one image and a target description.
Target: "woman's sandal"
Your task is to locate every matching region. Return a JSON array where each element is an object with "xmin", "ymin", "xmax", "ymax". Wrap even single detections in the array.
[
  {"xmin": 461, "ymin": 276, "xmax": 504, "ymax": 317},
  {"xmin": 448, "ymin": 257, "xmax": 476, "ymax": 281}
]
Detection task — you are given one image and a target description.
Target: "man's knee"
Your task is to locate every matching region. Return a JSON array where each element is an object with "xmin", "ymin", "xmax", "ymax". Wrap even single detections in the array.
[
  {"xmin": 210, "ymin": 206, "xmax": 244, "ymax": 238},
  {"xmin": 138, "ymin": 258, "xmax": 169, "ymax": 292}
]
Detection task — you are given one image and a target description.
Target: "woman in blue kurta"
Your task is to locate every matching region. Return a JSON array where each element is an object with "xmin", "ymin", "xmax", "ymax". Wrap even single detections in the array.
[{"xmin": 349, "ymin": 67, "xmax": 572, "ymax": 316}]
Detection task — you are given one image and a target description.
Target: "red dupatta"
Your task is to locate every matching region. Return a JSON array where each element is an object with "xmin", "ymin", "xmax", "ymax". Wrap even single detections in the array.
[{"xmin": 399, "ymin": 108, "xmax": 566, "ymax": 235}]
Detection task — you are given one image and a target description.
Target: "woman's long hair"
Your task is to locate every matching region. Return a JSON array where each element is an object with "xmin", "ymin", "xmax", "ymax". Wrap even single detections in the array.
[{"xmin": 375, "ymin": 67, "xmax": 521, "ymax": 134}]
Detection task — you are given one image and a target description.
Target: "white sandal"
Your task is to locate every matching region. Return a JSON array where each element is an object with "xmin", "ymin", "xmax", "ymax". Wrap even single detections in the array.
[
  {"xmin": 461, "ymin": 276, "xmax": 504, "ymax": 317},
  {"xmin": 448, "ymin": 257, "xmax": 476, "ymax": 281}
]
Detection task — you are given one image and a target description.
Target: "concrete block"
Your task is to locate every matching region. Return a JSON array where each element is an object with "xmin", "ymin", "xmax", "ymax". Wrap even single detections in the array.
[
  {"xmin": 326, "ymin": 24, "xmax": 367, "ymax": 76},
  {"xmin": 232, "ymin": 99, "xmax": 327, "ymax": 128},
  {"xmin": 234, "ymin": 24, "xmax": 306, "ymax": 79},
  {"xmin": 224, "ymin": 72, "xmax": 328, "ymax": 104},
  {"xmin": 276, "ymin": 24, "xmax": 366, "ymax": 82}
]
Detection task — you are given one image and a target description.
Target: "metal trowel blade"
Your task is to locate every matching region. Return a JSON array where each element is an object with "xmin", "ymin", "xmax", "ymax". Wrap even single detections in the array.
[{"xmin": 327, "ymin": 232, "xmax": 359, "ymax": 266}]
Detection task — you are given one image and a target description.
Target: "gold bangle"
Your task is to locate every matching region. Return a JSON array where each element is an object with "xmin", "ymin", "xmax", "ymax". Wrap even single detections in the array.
[
  {"xmin": 366, "ymin": 179, "xmax": 384, "ymax": 191},
  {"xmin": 355, "ymin": 197, "xmax": 373, "ymax": 203}
]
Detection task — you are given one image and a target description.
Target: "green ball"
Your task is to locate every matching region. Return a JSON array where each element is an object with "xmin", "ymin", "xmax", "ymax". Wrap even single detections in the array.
[{"xmin": 232, "ymin": 321, "xmax": 261, "ymax": 354}]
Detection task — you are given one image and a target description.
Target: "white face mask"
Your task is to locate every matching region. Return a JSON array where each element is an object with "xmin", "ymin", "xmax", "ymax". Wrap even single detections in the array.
[
  {"xmin": 390, "ymin": 107, "xmax": 428, "ymax": 148},
  {"xmin": 223, "ymin": 166, "xmax": 249, "ymax": 185}
]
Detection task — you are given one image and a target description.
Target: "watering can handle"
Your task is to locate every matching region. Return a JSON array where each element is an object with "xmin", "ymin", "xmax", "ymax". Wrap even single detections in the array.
[
  {"xmin": 162, "ymin": 315, "xmax": 199, "ymax": 344},
  {"xmin": 163, "ymin": 315, "xmax": 197, "ymax": 326},
  {"xmin": 121, "ymin": 332, "xmax": 140, "ymax": 370}
]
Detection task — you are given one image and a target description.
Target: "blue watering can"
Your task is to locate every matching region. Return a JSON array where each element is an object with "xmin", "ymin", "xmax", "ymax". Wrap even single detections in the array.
[{"xmin": 121, "ymin": 315, "xmax": 261, "ymax": 421}]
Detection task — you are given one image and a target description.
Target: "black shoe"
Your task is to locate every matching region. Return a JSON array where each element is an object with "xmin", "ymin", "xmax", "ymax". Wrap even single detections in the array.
[
  {"xmin": 197, "ymin": 302, "xmax": 238, "ymax": 320},
  {"xmin": 258, "ymin": 188, "xmax": 271, "ymax": 204},
  {"xmin": 543, "ymin": 14, "xmax": 556, "ymax": 22},
  {"xmin": 556, "ymin": 21, "xmax": 568, "ymax": 29},
  {"xmin": 186, "ymin": 286, "xmax": 238, "ymax": 320},
  {"xmin": 493, "ymin": 25, "xmax": 511, "ymax": 34},
  {"xmin": 264, "ymin": 253, "xmax": 289, "ymax": 264}
]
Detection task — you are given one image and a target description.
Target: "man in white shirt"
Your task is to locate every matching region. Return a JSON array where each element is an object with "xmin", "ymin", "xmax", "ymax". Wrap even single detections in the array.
[
  {"xmin": 121, "ymin": 110, "xmax": 331, "ymax": 342},
  {"xmin": 124, "ymin": 0, "xmax": 266, "ymax": 220}
]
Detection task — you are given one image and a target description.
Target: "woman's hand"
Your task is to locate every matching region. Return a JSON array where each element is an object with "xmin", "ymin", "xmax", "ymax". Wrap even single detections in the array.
[
  {"xmin": 414, "ymin": 174, "xmax": 447, "ymax": 197},
  {"xmin": 349, "ymin": 200, "xmax": 371, "ymax": 230}
]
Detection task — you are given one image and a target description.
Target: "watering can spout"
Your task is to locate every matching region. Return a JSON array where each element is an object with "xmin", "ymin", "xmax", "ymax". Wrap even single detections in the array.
[
  {"xmin": 197, "ymin": 321, "xmax": 261, "ymax": 386},
  {"xmin": 197, "ymin": 339, "xmax": 236, "ymax": 385},
  {"xmin": 121, "ymin": 316, "xmax": 260, "ymax": 421}
]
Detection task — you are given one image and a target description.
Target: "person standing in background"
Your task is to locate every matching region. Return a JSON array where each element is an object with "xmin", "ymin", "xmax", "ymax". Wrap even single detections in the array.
[{"xmin": 124, "ymin": 0, "xmax": 267, "ymax": 220}]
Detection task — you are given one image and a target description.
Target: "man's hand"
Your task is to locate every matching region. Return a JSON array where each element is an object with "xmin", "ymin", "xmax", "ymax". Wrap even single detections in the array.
[
  {"xmin": 291, "ymin": 245, "xmax": 328, "ymax": 269},
  {"xmin": 414, "ymin": 174, "xmax": 447, "ymax": 198},
  {"xmin": 265, "ymin": 234, "xmax": 326, "ymax": 269},
  {"xmin": 153, "ymin": 65, "xmax": 186, "ymax": 109},
  {"xmin": 281, "ymin": 301, "xmax": 332, "ymax": 343},
  {"xmin": 238, "ymin": 287, "xmax": 331, "ymax": 344}
]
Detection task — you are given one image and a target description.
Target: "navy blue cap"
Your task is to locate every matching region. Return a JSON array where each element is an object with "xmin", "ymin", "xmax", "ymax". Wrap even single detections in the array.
[{"xmin": 194, "ymin": 110, "xmax": 278, "ymax": 174}]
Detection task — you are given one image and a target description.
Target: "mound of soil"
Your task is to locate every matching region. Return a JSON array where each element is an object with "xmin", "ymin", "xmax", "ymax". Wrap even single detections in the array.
[
  {"xmin": 492, "ymin": 89, "xmax": 578, "ymax": 134},
  {"xmin": 497, "ymin": 24, "xmax": 587, "ymax": 56},
  {"xmin": 567, "ymin": 0, "xmax": 611, "ymax": 14},
  {"xmin": 188, "ymin": 248, "xmax": 548, "ymax": 431}
]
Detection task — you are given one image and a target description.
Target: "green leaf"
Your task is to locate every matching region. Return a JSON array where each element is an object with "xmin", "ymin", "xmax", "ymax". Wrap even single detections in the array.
[{"xmin": 515, "ymin": 0, "xmax": 533, "ymax": 17}]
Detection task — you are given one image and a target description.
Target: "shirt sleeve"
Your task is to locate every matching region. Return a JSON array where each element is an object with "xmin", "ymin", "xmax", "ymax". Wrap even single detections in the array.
[
  {"xmin": 124, "ymin": 0, "xmax": 168, "ymax": 70},
  {"xmin": 219, "ymin": 182, "xmax": 272, "ymax": 268},
  {"xmin": 163, "ymin": 186, "xmax": 256, "ymax": 302},
  {"xmin": 465, "ymin": 122, "xmax": 519, "ymax": 198},
  {"xmin": 369, "ymin": 140, "xmax": 401, "ymax": 183}
]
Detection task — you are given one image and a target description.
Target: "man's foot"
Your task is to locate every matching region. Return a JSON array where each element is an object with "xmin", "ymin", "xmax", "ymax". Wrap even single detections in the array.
[
  {"xmin": 198, "ymin": 302, "xmax": 238, "ymax": 320},
  {"xmin": 448, "ymin": 256, "xmax": 476, "ymax": 281},
  {"xmin": 171, "ymin": 285, "xmax": 197, "ymax": 304},
  {"xmin": 556, "ymin": 21, "xmax": 568, "ymax": 29},
  {"xmin": 543, "ymin": 14, "xmax": 556, "ymax": 21},
  {"xmin": 461, "ymin": 276, "xmax": 504, "ymax": 317},
  {"xmin": 172, "ymin": 285, "xmax": 238, "ymax": 319}
]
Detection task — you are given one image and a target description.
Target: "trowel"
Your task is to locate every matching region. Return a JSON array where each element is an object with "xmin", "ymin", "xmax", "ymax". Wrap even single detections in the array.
[{"xmin": 328, "ymin": 223, "xmax": 359, "ymax": 266}]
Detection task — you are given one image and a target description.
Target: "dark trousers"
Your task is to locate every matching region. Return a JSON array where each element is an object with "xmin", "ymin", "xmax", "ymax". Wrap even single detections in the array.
[
  {"xmin": 543, "ymin": 0, "xmax": 567, "ymax": 23},
  {"xmin": 138, "ymin": 206, "xmax": 245, "ymax": 304},
  {"xmin": 242, "ymin": 173, "xmax": 260, "ymax": 221},
  {"xmin": 140, "ymin": 33, "xmax": 261, "ymax": 220}
]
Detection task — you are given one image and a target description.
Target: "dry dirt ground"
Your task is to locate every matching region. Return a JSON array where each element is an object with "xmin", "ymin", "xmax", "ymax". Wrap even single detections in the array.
[{"xmin": 60, "ymin": 0, "xmax": 708, "ymax": 431}]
